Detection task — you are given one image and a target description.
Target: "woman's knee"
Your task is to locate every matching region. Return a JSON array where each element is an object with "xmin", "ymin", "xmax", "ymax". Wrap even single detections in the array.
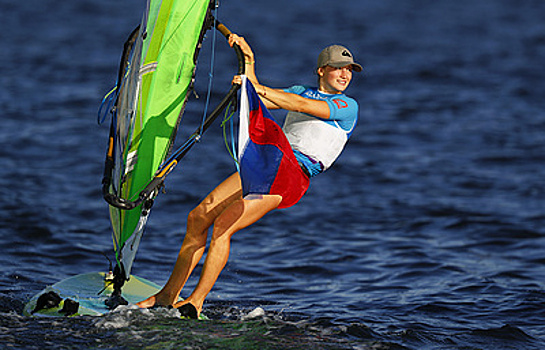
[
  {"xmin": 186, "ymin": 205, "xmax": 211, "ymax": 238},
  {"xmin": 210, "ymin": 200, "xmax": 245, "ymax": 241}
]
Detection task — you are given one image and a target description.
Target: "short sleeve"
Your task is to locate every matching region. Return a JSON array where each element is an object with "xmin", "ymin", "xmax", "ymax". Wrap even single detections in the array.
[{"xmin": 325, "ymin": 96, "xmax": 359, "ymax": 132}]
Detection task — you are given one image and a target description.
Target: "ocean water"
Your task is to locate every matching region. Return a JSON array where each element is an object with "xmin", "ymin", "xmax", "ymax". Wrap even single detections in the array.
[{"xmin": 1, "ymin": 0, "xmax": 545, "ymax": 349}]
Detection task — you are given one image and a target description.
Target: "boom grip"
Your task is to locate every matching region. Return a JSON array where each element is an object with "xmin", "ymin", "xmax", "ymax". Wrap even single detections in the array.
[
  {"xmin": 216, "ymin": 22, "xmax": 231, "ymax": 38},
  {"xmin": 215, "ymin": 21, "xmax": 245, "ymax": 76}
]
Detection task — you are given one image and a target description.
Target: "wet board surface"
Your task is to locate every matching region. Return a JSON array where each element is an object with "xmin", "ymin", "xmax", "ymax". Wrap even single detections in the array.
[{"xmin": 23, "ymin": 272, "xmax": 204, "ymax": 319}]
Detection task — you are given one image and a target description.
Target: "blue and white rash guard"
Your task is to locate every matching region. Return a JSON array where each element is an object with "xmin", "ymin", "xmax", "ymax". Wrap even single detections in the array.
[{"xmin": 282, "ymin": 85, "xmax": 359, "ymax": 176}]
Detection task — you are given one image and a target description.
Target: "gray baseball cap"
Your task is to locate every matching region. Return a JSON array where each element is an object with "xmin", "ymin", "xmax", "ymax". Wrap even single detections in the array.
[{"xmin": 317, "ymin": 45, "xmax": 362, "ymax": 72}]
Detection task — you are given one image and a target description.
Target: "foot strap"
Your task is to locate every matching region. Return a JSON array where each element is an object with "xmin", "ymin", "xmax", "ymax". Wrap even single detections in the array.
[{"xmin": 177, "ymin": 303, "xmax": 198, "ymax": 319}]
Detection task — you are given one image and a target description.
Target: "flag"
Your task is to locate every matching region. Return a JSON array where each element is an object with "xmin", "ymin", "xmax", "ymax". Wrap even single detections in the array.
[{"xmin": 238, "ymin": 77, "xmax": 309, "ymax": 209}]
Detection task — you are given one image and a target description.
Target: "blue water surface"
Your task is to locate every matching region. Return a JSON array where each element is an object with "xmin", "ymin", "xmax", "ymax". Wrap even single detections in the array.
[{"xmin": 1, "ymin": 1, "xmax": 545, "ymax": 349}]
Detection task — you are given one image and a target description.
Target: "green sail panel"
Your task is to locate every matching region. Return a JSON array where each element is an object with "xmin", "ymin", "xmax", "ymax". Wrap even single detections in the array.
[{"xmin": 108, "ymin": 0, "xmax": 213, "ymax": 279}]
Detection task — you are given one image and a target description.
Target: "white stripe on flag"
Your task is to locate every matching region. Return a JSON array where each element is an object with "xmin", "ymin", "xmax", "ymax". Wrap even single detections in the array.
[{"xmin": 237, "ymin": 75, "xmax": 250, "ymax": 164}]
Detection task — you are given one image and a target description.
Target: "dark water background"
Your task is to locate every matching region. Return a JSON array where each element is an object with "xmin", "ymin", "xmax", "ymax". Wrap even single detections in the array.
[{"xmin": 2, "ymin": 0, "xmax": 545, "ymax": 349}]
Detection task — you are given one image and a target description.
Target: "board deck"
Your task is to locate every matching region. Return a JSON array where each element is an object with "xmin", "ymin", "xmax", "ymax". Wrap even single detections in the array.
[{"xmin": 23, "ymin": 272, "xmax": 204, "ymax": 319}]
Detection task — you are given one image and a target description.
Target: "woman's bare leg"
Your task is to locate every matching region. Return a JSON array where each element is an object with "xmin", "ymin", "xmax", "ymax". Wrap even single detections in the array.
[
  {"xmin": 173, "ymin": 194, "xmax": 282, "ymax": 315},
  {"xmin": 137, "ymin": 173, "xmax": 243, "ymax": 308}
]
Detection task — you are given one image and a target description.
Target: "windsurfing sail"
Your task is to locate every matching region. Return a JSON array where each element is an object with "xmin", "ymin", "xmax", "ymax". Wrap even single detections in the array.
[{"xmin": 100, "ymin": 0, "xmax": 244, "ymax": 299}]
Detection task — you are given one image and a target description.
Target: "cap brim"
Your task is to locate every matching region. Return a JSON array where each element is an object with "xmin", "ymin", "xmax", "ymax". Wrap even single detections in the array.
[
  {"xmin": 329, "ymin": 61, "xmax": 363, "ymax": 72},
  {"xmin": 351, "ymin": 63, "xmax": 363, "ymax": 72}
]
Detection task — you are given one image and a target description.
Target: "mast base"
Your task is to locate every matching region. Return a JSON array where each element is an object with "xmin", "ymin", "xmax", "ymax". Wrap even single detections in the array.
[
  {"xmin": 105, "ymin": 292, "xmax": 129, "ymax": 310},
  {"xmin": 104, "ymin": 264, "xmax": 129, "ymax": 310}
]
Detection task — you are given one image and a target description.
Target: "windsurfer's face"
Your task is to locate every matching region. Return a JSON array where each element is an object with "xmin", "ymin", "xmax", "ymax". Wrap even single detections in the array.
[{"xmin": 318, "ymin": 65, "xmax": 353, "ymax": 94}]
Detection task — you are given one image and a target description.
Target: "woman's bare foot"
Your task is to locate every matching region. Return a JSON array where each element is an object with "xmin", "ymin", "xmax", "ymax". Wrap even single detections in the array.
[{"xmin": 136, "ymin": 294, "xmax": 173, "ymax": 309}]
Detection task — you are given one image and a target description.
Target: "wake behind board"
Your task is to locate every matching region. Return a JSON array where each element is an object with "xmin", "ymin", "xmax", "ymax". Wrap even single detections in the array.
[{"xmin": 23, "ymin": 272, "xmax": 205, "ymax": 319}]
